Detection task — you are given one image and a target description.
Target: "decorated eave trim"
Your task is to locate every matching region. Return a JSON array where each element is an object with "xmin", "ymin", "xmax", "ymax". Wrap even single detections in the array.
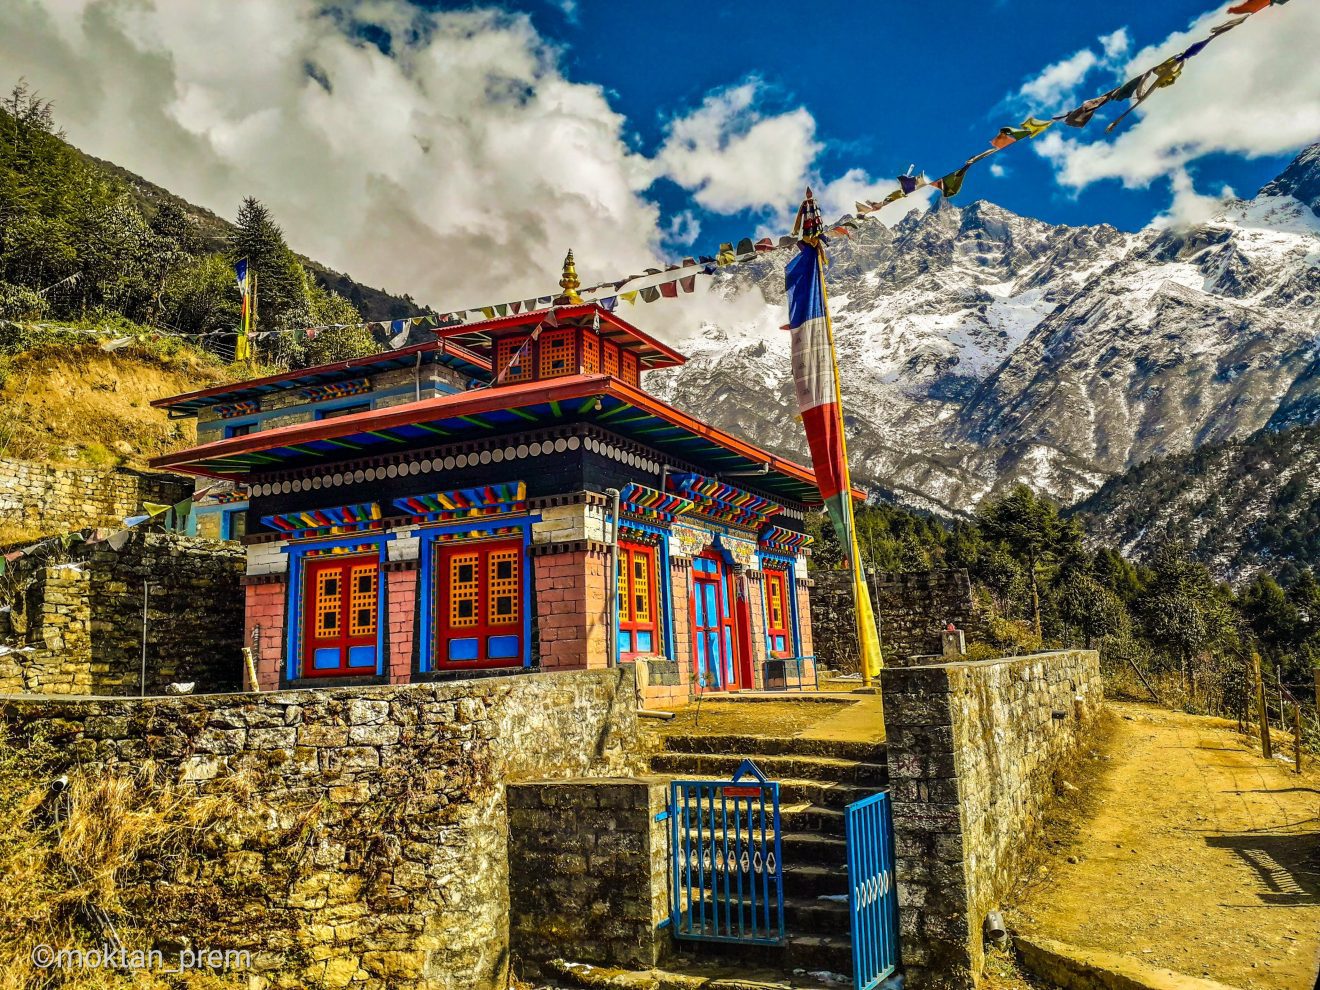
[
  {"xmin": 619, "ymin": 482, "xmax": 696, "ymax": 524},
  {"xmin": 758, "ymin": 525, "xmax": 812, "ymax": 555},
  {"xmin": 393, "ymin": 481, "xmax": 528, "ymax": 523},
  {"xmin": 667, "ymin": 472, "xmax": 782, "ymax": 528},
  {"xmin": 261, "ymin": 502, "xmax": 383, "ymax": 539},
  {"xmin": 301, "ymin": 377, "xmax": 370, "ymax": 402}
]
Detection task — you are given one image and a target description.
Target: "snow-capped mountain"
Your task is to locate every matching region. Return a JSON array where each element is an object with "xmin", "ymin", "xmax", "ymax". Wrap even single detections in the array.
[{"xmin": 649, "ymin": 145, "xmax": 1320, "ymax": 516}]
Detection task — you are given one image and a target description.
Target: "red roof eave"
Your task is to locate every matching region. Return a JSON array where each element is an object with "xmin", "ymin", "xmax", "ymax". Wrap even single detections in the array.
[
  {"xmin": 434, "ymin": 304, "xmax": 688, "ymax": 369},
  {"xmin": 148, "ymin": 374, "xmax": 862, "ymax": 502},
  {"xmin": 151, "ymin": 338, "xmax": 492, "ymax": 411}
]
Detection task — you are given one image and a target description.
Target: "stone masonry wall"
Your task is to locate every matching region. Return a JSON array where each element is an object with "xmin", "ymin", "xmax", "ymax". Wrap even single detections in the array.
[
  {"xmin": 811, "ymin": 569, "xmax": 987, "ymax": 673},
  {"xmin": 508, "ymin": 777, "xmax": 670, "ymax": 974},
  {"xmin": 3, "ymin": 533, "xmax": 244, "ymax": 695},
  {"xmin": 882, "ymin": 650, "xmax": 1102, "ymax": 989},
  {"xmin": 0, "ymin": 667, "xmax": 642, "ymax": 990},
  {"xmin": 0, "ymin": 456, "xmax": 191, "ymax": 538}
]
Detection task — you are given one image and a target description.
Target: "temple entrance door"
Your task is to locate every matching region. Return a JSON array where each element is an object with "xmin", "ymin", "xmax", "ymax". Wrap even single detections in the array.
[
  {"xmin": 691, "ymin": 550, "xmax": 741, "ymax": 691},
  {"xmin": 733, "ymin": 574, "xmax": 755, "ymax": 689}
]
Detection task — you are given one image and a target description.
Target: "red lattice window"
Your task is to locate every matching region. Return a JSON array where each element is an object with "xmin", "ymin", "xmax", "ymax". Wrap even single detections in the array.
[
  {"xmin": 621, "ymin": 350, "xmax": 639, "ymax": 386},
  {"xmin": 495, "ymin": 335, "xmax": 532, "ymax": 384},
  {"xmin": 764, "ymin": 568, "xmax": 792, "ymax": 658},
  {"xmin": 538, "ymin": 328, "xmax": 574, "ymax": 380},
  {"xmin": 618, "ymin": 543, "xmax": 659, "ymax": 658},
  {"xmin": 602, "ymin": 340, "xmax": 620, "ymax": 379},
  {"xmin": 581, "ymin": 332, "xmax": 600, "ymax": 374},
  {"xmin": 435, "ymin": 538, "xmax": 524, "ymax": 668},
  {"xmin": 302, "ymin": 555, "xmax": 379, "ymax": 676}
]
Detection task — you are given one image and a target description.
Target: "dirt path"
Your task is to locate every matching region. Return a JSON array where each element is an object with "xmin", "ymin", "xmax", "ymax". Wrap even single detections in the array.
[{"xmin": 1011, "ymin": 701, "xmax": 1320, "ymax": 990}]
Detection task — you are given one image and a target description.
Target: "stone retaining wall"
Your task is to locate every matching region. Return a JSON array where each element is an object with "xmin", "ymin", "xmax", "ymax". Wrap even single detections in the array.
[
  {"xmin": 811, "ymin": 569, "xmax": 987, "ymax": 672},
  {"xmin": 0, "ymin": 456, "xmax": 190, "ymax": 539},
  {"xmin": 0, "ymin": 667, "xmax": 641, "ymax": 990},
  {"xmin": 881, "ymin": 649, "xmax": 1102, "ymax": 988},
  {"xmin": 2, "ymin": 532, "xmax": 244, "ymax": 695},
  {"xmin": 508, "ymin": 777, "xmax": 670, "ymax": 973}
]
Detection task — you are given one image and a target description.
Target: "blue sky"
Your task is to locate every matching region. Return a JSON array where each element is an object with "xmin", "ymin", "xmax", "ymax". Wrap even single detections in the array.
[
  {"xmin": 461, "ymin": 0, "xmax": 1300, "ymax": 247},
  {"xmin": 5, "ymin": 0, "xmax": 1313, "ymax": 315}
]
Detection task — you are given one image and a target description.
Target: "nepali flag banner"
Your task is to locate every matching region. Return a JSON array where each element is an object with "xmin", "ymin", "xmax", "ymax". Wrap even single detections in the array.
[{"xmin": 785, "ymin": 196, "xmax": 884, "ymax": 680}]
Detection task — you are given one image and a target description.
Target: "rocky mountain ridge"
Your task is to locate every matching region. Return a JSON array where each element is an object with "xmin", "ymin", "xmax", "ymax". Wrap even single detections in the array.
[{"xmin": 649, "ymin": 145, "xmax": 1320, "ymax": 518}]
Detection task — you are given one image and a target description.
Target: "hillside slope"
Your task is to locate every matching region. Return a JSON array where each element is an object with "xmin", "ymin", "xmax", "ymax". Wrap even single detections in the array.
[
  {"xmin": 651, "ymin": 145, "xmax": 1320, "ymax": 516},
  {"xmin": 1072, "ymin": 421, "xmax": 1320, "ymax": 582}
]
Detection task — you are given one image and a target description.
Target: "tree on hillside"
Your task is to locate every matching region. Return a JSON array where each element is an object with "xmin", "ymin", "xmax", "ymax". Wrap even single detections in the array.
[
  {"xmin": 1140, "ymin": 543, "xmax": 1237, "ymax": 689},
  {"xmin": 1241, "ymin": 573, "xmax": 1301, "ymax": 661},
  {"xmin": 977, "ymin": 484, "xmax": 1079, "ymax": 638},
  {"xmin": 228, "ymin": 196, "xmax": 308, "ymax": 334}
]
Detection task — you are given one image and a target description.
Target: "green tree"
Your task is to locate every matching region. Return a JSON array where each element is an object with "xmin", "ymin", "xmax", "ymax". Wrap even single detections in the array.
[
  {"xmin": 977, "ymin": 484, "xmax": 1078, "ymax": 638},
  {"xmin": 1055, "ymin": 570, "xmax": 1131, "ymax": 648},
  {"xmin": 228, "ymin": 196, "xmax": 308, "ymax": 334},
  {"xmin": 1140, "ymin": 543, "xmax": 1237, "ymax": 689}
]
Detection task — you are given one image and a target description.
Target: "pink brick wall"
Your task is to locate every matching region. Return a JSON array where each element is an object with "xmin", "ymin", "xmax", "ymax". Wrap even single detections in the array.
[
  {"xmin": 534, "ymin": 549, "xmax": 609, "ymax": 670},
  {"xmin": 244, "ymin": 580, "xmax": 286, "ymax": 691},
  {"xmin": 386, "ymin": 566, "xmax": 417, "ymax": 683}
]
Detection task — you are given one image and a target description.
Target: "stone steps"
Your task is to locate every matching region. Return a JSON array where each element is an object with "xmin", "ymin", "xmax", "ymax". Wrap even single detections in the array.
[
  {"xmin": 652, "ymin": 751, "xmax": 888, "ymax": 788},
  {"xmin": 660, "ymin": 731, "xmax": 884, "ymax": 763},
  {"xmin": 649, "ymin": 724, "xmax": 889, "ymax": 981}
]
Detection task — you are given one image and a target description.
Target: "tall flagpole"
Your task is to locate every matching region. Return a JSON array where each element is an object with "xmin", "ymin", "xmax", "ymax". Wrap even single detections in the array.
[
  {"xmin": 785, "ymin": 187, "xmax": 883, "ymax": 687},
  {"xmin": 813, "ymin": 242, "xmax": 884, "ymax": 686}
]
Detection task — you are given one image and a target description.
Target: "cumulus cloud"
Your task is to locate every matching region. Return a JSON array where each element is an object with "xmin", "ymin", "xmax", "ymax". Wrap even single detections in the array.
[
  {"xmin": 1017, "ymin": 48, "xmax": 1101, "ymax": 108},
  {"xmin": 0, "ymin": 0, "xmax": 663, "ymax": 308},
  {"xmin": 1033, "ymin": 3, "xmax": 1320, "ymax": 191},
  {"xmin": 651, "ymin": 79, "xmax": 820, "ymax": 215},
  {"xmin": 1147, "ymin": 168, "xmax": 1235, "ymax": 231}
]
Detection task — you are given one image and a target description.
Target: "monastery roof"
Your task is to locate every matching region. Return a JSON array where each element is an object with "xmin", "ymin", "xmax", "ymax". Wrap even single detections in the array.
[
  {"xmin": 151, "ymin": 338, "xmax": 492, "ymax": 417},
  {"xmin": 149, "ymin": 373, "xmax": 844, "ymax": 505},
  {"xmin": 435, "ymin": 304, "xmax": 686, "ymax": 371}
]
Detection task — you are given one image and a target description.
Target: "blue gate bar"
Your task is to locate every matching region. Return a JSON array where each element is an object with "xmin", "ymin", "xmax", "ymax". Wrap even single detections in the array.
[
  {"xmin": 846, "ymin": 791, "xmax": 900, "ymax": 989},
  {"xmin": 670, "ymin": 759, "xmax": 785, "ymax": 945}
]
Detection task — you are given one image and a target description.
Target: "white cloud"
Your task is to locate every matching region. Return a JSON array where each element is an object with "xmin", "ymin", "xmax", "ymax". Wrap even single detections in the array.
[
  {"xmin": 663, "ymin": 209, "xmax": 701, "ymax": 247},
  {"xmin": 1147, "ymin": 168, "xmax": 1235, "ymax": 231},
  {"xmin": 1099, "ymin": 28, "xmax": 1131, "ymax": 60},
  {"xmin": 989, "ymin": 162, "xmax": 1007, "ymax": 178},
  {"xmin": 1017, "ymin": 48, "xmax": 1100, "ymax": 108},
  {"xmin": 1034, "ymin": 3, "xmax": 1320, "ymax": 191},
  {"xmin": 651, "ymin": 79, "xmax": 820, "ymax": 215},
  {"xmin": 0, "ymin": 0, "xmax": 662, "ymax": 309}
]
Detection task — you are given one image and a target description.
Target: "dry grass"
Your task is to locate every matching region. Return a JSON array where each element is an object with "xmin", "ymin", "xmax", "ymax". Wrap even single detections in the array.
[
  {"xmin": 0, "ymin": 341, "xmax": 237, "ymax": 470},
  {"xmin": 0, "ymin": 727, "xmax": 319, "ymax": 989}
]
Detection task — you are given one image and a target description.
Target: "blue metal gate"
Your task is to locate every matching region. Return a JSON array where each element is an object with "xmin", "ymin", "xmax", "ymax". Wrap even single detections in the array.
[
  {"xmin": 670, "ymin": 759, "xmax": 785, "ymax": 945},
  {"xmin": 845, "ymin": 791, "xmax": 900, "ymax": 989}
]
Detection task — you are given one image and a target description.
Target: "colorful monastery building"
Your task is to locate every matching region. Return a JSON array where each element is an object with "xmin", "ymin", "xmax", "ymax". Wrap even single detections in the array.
[{"xmin": 150, "ymin": 264, "xmax": 829, "ymax": 704}]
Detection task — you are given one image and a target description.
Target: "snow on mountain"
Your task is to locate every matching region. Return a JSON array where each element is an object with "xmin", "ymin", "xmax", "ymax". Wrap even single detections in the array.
[{"xmin": 649, "ymin": 145, "xmax": 1320, "ymax": 516}]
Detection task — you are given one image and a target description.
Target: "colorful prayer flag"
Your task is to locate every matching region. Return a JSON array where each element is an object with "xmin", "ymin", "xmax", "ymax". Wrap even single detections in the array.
[
  {"xmin": 1227, "ymin": 0, "xmax": 1270, "ymax": 12},
  {"xmin": 784, "ymin": 191, "xmax": 883, "ymax": 684}
]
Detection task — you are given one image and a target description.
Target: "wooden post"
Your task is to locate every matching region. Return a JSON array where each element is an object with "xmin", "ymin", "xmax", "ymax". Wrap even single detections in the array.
[
  {"xmin": 242, "ymin": 647, "xmax": 261, "ymax": 693},
  {"xmin": 1294, "ymin": 703, "xmax": 1303, "ymax": 774},
  {"xmin": 1252, "ymin": 652, "xmax": 1272, "ymax": 761}
]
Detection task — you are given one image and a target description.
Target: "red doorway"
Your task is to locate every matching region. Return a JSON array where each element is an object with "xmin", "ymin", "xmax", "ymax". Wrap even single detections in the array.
[{"xmin": 690, "ymin": 549, "xmax": 748, "ymax": 691}]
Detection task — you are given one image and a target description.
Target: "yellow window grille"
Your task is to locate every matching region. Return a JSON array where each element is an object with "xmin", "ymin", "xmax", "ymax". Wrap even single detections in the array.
[
  {"xmin": 632, "ymin": 555, "xmax": 651, "ymax": 623},
  {"xmin": 349, "ymin": 564, "xmax": 377, "ymax": 638},
  {"xmin": 488, "ymin": 548, "xmax": 520, "ymax": 625},
  {"xmin": 768, "ymin": 574, "xmax": 785, "ymax": 630},
  {"xmin": 449, "ymin": 552, "xmax": 480, "ymax": 628},
  {"xmin": 314, "ymin": 569, "xmax": 340, "ymax": 639},
  {"xmin": 617, "ymin": 555, "xmax": 627, "ymax": 621}
]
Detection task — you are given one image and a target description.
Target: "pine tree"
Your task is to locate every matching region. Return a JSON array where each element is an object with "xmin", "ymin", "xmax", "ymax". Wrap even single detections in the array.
[{"xmin": 228, "ymin": 196, "xmax": 307, "ymax": 334}]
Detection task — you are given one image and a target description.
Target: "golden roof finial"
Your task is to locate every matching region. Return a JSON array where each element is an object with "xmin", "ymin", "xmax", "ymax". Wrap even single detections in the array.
[{"xmin": 555, "ymin": 249, "xmax": 582, "ymax": 305}]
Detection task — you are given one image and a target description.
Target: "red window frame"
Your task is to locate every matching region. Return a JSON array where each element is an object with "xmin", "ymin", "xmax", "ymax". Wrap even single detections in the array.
[
  {"xmin": 301, "ymin": 554, "xmax": 379, "ymax": 677},
  {"xmin": 618, "ymin": 542, "xmax": 659, "ymax": 658},
  {"xmin": 434, "ymin": 538, "xmax": 524, "ymax": 669},
  {"xmin": 763, "ymin": 568, "xmax": 793, "ymax": 658}
]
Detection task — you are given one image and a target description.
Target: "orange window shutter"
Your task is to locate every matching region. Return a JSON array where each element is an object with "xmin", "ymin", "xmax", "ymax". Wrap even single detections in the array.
[
  {"xmin": 348, "ymin": 564, "xmax": 377, "ymax": 637},
  {"xmin": 488, "ymin": 548, "xmax": 520, "ymax": 625}
]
